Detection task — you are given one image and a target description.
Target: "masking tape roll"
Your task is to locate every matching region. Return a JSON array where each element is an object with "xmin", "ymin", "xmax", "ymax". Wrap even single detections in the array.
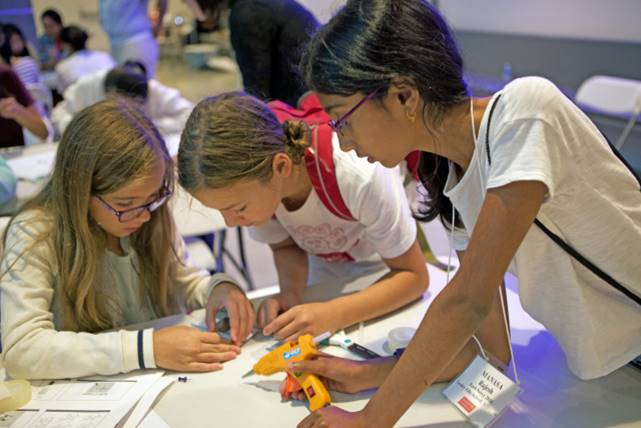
[
  {"xmin": 388, "ymin": 327, "xmax": 416, "ymax": 352},
  {"xmin": 0, "ymin": 380, "xmax": 32, "ymax": 413}
]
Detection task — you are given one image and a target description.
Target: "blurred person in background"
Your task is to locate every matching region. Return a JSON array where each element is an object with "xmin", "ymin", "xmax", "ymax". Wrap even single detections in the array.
[
  {"xmin": 53, "ymin": 60, "xmax": 193, "ymax": 143},
  {"xmin": 38, "ymin": 9, "xmax": 66, "ymax": 71},
  {"xmin": 55, "ymin": 25, "xmax": 115, "ymax": 93},
  {"xmin": 0, "ymin": 63, "xmax": 48, "ymax": 147},
  {"xmin": 1, "ymin": 24, "xmax": 41, "ymax": 86},
  {"xmin": 193, "ymin": 0, "xmax": 318, "ymax": 107},
  {"xmin": 99, "ymin": 0, "xmax": 167, "ymax": 78}
]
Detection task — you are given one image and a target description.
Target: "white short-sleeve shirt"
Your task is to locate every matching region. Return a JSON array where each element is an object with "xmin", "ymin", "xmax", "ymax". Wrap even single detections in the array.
[
  {"xmin": 250, "ymin": 133, "xmax": 417, "ymax": 264},
  {"xmin": 443, "ymin": 77, "xmax": 641, "ymax": 379}
]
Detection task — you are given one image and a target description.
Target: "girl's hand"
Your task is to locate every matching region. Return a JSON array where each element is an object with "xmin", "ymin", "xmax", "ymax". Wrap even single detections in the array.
[
  {"xmin": 153, "ymin": 325, "xmax": 240, "ymax": 372},
  {"xmin": 262, "ymin": 302, "xmax": 340, "ymax": 341},
  {"xmin": 205, "ymin": 282, "xmax": 256, "ymax": 345},
  {"xmin": 256, "ymin": 291, "xmax": 303, "ymax": 332},
  {"xmin": 283, "ymin": 354, "xmax": 393, "ymax": 399},
  {"xmin": 297, "ymin": 406, "xmax": 367, "ymax": 428}
]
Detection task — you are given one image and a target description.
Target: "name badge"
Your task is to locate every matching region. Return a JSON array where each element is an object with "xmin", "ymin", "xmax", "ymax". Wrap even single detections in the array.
[{"xmin": 442, "ymin": 355, "xmax": 520, "ymax": 427}]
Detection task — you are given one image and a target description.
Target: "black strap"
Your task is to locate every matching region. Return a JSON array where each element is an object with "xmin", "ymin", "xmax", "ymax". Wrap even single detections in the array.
[
  {"xmin": 485, "ymin": 94, "xmax": 502, "ymax": 165},
  {"xmin": 137, "ymin": 329, "xmax": 146, "ymax": 369},
  {"xmin": 485, "ymin": 95, "xmax": 641, "ymax": 307}
]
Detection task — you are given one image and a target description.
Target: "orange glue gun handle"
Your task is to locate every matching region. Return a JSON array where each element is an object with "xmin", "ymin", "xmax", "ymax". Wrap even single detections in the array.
[{"xmin": 289, "ymin": 371, "xmax": 331, "ymax": 412}]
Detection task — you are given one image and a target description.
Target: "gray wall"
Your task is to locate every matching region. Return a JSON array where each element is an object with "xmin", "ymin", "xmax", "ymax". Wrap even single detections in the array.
[
  {"xmin": 454, "ymin": 30, "xmax": 641, "ymax": 173},
  {"xmin": 456, "ymin": 31, "xmax": 641, "ymax": 95},
  {"xmin": 440, "ymin": 0, "xmax": 641, "ymax": 43}
]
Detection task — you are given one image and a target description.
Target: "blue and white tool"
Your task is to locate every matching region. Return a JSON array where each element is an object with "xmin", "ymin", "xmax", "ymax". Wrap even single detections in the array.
[{"xmin": 325, "ymin": 333, "xmax": 381, "ymax": 360}]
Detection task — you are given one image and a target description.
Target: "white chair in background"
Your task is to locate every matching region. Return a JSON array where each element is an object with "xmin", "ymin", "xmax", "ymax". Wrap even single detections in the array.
[{"xmin": 575, "ymin": 75, "xmax": 641, "ymax": 149}]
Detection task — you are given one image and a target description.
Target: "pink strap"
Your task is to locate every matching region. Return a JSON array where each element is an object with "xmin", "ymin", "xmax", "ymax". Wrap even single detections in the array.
[{"xmin": 304, "ymin": 125, "xmax": 355, "ymax": 221}]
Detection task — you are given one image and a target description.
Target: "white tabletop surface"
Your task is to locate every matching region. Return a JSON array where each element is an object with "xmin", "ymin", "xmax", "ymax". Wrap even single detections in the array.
[{"xmin": 134, "ymin": 264, "xmax": 641, "ymax": 428}]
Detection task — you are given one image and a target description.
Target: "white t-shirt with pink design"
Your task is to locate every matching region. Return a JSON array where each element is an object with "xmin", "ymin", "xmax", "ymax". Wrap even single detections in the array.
[{"xmin": 249, "ymin": 134, "xmax": 417, "ymax": 266}]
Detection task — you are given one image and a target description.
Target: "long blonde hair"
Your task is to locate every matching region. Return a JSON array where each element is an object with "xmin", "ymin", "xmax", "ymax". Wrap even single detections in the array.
[
  {"xmin": 2, "ymin": 99, "xmax": 180, "ymax": 332},
  {"xmin": 177, "ymin": 91, "xmax": 309, "ymax": 192}
]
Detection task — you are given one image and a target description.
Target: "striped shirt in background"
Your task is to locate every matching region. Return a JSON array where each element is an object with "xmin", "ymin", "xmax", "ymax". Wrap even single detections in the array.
[{"xmin": 12, "ymin": 57, "xmax": 41, "ymax": 86}]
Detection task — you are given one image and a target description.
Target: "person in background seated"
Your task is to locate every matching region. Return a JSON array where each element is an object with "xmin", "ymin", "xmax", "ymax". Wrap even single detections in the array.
[
  {"xmin": 38, "ymin": 9, "xmax": 65, "ymax": 71},
  {"xmin": 55, "ymin": 25, "xmax": 115, "ymax": 93},
  {"xmin": 194, "ymin": 0, "xmax": 318, "ymax": 107},
  {"xmin": 0, "ymin": 99, "xmax": 255, "ymax": 380},
  {"xmin": 0, "ymin": 157, "xmax": 17, "ymax": 205},
  {"xmin": 99, "ymin": 0, "xmax": 167, "ymax": 78},
  {"xmin": 52, "ymin": 61, "xmax": 193, "ymax": 143},
  {"xmin": 0, "ymin": 63, "xmax": 48, "ymax": 147},
  {"xmin": 0, "ymin": 24, "xmax": 41, "ymax": 86}
]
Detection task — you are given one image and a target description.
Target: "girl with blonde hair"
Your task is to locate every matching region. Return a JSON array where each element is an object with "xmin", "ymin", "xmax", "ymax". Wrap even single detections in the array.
[{"xmin": 1, "ymin": 99, "xmax": 254, "ymax": 380}]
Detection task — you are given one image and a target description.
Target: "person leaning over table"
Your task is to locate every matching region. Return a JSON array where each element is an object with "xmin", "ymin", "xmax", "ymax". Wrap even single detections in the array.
[{"xmin": 287, "ymin": 1, "xmax": 641, "ymax": 427}]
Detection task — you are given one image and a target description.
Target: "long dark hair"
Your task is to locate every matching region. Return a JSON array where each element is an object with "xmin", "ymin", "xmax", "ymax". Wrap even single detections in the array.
[
  {"xmin": 300, "ymin": 0, "xmax": 468, "ymax": 227},
  {"xmin": 1, "ymin": 24, "xmax": 31, "ymax": 63}
]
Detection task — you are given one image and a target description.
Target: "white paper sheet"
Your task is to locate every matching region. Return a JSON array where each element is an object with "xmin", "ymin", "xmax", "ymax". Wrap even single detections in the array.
[
  {"xmin": 121, "ymin": 377, "xmax": 174, "ymax": 428},
  {"xmin": 137, "ymin": 410, "xmax": 170, "ymax": 428},
  {"xmin": 6, "ymin": 151, "xmax": 55, "ymax": 181},
  {"xmin": 25, "ymin": 372, "xmax": 163, "ymax": 411},
  {"xmin": 0, "ymin": 407, "xmax": 130, "ymax": 428},
  {"xmin": 11, "ymin": 372, "xmax": 164, "ymax": 428}
]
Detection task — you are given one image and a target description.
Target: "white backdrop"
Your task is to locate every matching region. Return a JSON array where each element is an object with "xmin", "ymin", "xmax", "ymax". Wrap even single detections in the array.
[{"xmin": 438, "ymin": 0, "xmax": 641, "ymax": 42}]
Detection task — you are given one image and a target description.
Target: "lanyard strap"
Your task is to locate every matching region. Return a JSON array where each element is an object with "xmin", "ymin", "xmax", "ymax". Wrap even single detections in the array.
[{"xmin": 470, "ymin": 97, "xmax": 520, "ymax": 384}]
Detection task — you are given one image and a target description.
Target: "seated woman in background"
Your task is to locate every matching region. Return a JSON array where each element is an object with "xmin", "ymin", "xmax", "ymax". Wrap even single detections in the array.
[
  {"xmin": 0, "ymin": 23, "xmax": 41, "ymax": 86},
  {"xmin": 55, "ymin": 25, "xmax": 115, "ymax": 93},
  {"xmin": 0, "ymin": 99, "xmax": 255, "ymax": 380},
  {"xmin": 38, "ymin": 8, "xmax": 66, "ymax": 71},
  {"xmin": 52, "ymin": 61, "xmax": 193, "ymax": 144},
  {"xmin": 0, "ymin": 63, "xmax": 48, "ymax": 147}
]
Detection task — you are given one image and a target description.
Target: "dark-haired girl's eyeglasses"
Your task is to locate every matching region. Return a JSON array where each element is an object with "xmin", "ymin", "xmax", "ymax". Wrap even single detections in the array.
[
  {"xmin": 328, "ymin": 89, "xmax": 381, "ymax": 136},
  {"xmin": 95, "ymin": 185, "xmax": 172, "ymax": 223}
]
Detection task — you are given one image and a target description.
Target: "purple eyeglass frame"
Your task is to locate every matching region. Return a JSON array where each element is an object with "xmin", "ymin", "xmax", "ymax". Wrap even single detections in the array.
[{"xmin": 327, "ymin": 88, "xmax": 382, "ymax": 134}]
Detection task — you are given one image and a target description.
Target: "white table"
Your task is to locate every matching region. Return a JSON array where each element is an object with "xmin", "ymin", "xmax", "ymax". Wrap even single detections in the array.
[{"xmin": 136, "ymin": 264, "xmax": 641, "ymax": 428}]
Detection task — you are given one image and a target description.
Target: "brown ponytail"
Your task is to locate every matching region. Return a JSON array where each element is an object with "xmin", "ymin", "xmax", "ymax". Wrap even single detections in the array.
[
  {"xmin": 178, "ymin": 91, "xmax": 309, "ymax": 191},
  {"xmin": 283, "ymin": 120, "xmax": 310, "ymax": 163}
]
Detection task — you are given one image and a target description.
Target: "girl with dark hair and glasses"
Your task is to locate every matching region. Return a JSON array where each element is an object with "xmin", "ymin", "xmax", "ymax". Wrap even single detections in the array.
[{"xmin": 291, "ymin": 0, "xmax": 641, "ymax": 426}]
